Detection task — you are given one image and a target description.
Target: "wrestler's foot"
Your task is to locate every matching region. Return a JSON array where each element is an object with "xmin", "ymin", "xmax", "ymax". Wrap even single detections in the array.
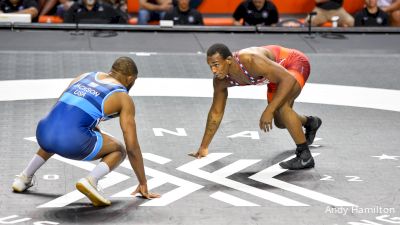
[
  {"xmin": 305, "ymin": 116, "xmax": 322, "ymax": 145},
  {"xmin": 12, "ymin": 173, "xmax": 34, "ymax": 192},
  {"xmin": 76, "ymin": 178, "xmax": 111, "ymax": 207},
  {"xmin": 279, "ymin": 148, "xmax": 315, "ymax": 170}
]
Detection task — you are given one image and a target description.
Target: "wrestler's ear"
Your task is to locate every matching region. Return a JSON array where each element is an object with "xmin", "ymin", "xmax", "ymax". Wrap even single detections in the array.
[
  {"xmin": 128, "ymin": 74, "xmax": 136, "ymax": 83},
  {"xmin": 226, "ymin": 56, "xmax": 233, "ymax": 64}
]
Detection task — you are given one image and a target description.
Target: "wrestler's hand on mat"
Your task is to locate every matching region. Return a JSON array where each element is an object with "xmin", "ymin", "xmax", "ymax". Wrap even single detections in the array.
[
  {"xmin": 259, "ymin": 110, "xmax": 273, "ymax": 132},
  {"xmin": 131, "ymin": 184, "xmax": 161, "ymax": 199},
  {"xmin": 188, "ymin": 147, "xmax": 208, "ymax": 159}
]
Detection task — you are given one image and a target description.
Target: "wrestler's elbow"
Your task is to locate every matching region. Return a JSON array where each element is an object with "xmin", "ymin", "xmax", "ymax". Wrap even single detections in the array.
[
  {"xmin": 287, "ymin": 75, "xmax": 297, "ymax": 87},
  {"xmin": 276, "ymin": 72, "xmax": 296, "ymax": 87},
  {"xmin": 126, "ymin": 145, "xmax": 141, "ymax": 158},
  {"xmin": 209, "ymin": 110, "xmax": 224, "ymax": 121}
]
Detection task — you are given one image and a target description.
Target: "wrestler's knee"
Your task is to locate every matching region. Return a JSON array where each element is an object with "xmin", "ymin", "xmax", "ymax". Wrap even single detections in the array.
[
  {"xmin": 109, "ymin": 138, "xmax": 127, "ymax": 161},
  {"xmin": 274, "ymin": 103, "xmax": 293, "ymax": 129},
  {"xmin": 274, "ymin": 113, "xmax": 286, "ymax": 129},
  {"xmin": 274, "ymin": 120, "xmax": 286, "ymax": 129},
  {"xmin": 117, "ymin": 144, "xmax": 127, "ymax": 161}
]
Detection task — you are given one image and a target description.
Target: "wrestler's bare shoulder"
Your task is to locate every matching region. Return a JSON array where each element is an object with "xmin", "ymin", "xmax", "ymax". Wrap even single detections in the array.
[{"xmin": 238, "ymin": 47, "xmax": 275, "ymax": 62}]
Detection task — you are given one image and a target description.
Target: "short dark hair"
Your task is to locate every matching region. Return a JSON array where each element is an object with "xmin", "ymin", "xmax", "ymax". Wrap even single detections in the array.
[
  {"xmin": 207, "ymin": 43, "xmax": 232, "ymax": 59},
  {"xmin": 111, "ymin": 56, "xmax": 138, "ymax": 77}
]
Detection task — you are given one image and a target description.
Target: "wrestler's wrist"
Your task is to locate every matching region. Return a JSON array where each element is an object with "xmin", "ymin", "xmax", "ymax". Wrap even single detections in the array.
[
  {"xmin": 139, "ymin": 179, "xmax": 147, "ymax": 185},
  {"xmin": 264, "ymin": 106, "xmax": 275, "ymax": 114},
  {"xmin": 199, "ymin": 145, "xmax": 208, "ymax": 149}
]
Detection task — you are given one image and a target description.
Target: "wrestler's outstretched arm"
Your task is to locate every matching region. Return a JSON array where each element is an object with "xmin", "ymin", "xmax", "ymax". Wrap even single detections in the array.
[
  {"xmin": 189, "ymin": 79, "xmax": 228, "ymax": 159},
  {"xmin": 119, "ymin": 93, "xmax": 160, "ymax": 199}
]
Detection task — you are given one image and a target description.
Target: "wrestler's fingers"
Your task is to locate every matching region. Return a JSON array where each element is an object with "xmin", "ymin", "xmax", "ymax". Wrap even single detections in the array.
[
  {"xmin": 143, "ymin": 192, "xmax": 161, "ymax": 199},
  {"xmin": 188, "ymin": 152, "xmax": 199, "ymax": 158}
]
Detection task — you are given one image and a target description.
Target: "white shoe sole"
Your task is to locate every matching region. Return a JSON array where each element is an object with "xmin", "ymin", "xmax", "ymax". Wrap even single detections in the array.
[
  {"xmin": 12, "ymin": 184, "xmax": 25, "ymax": 193},
  {"xmin": 12, "ymin": 179, "xmax": 32, "ymax": 193}
]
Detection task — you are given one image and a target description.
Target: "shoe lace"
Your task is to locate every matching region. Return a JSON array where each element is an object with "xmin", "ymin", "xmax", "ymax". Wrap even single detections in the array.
[
  {"xmin": 15, "ymin": 174, "xmax": 36, "ymax": 187},
  {"xmin": 88, "ymin": 178, "xmax": 104, "ymax": 194},
  {"xmin": 96, "ymin": 183, "xmax": 104, "ymax": 194},
  {"xmin": 31, "ymin": 175, "xmax": 37, "ymax": 187}
]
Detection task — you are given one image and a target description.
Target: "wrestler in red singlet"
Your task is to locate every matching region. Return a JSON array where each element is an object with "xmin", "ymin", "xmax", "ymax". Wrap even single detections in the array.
[
  {"xmin": 225, "ymin": 45, "xmax": 311, "ymax": 102},
  {"xmin": 263, "ymin": 45, "xmax": 311, "ymax": 102},
  {"xmin": 193, "ymin": 43, "xmax": 322, "ymax": 170}
]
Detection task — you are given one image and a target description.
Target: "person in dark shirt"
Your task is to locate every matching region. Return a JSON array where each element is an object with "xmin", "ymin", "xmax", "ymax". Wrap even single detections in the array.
[
  {"xmin": 163, "ymin": 0, "xmax": 203, "ymax": 25},
  {"xmin": 306, "ymin": 0, "xmax": 354, "ymax": 27},
  {"xmin": 232, "ymin": 0, "xmax": 279, "ymax": 26},
  {"xmin": 63, "ymin": 0, "xmax": 126, "ymax": 24},
  {"xmin": 355, "ymin": 0, "xmax": 389, "ymax": 26},
  {"xmin": 0, "ymin": 0, "xmax": 38, "ymax": 20},
  {"xmin": 138, "ymin": 0, "xmax": 172, "ymax": 25},
  {"xmin": 101, "ymin": 0, "xmax": 129, "ymax": 22},
  {"xmin": 37, "ymin": 0, "xmax": 58, "ymax": 16}
]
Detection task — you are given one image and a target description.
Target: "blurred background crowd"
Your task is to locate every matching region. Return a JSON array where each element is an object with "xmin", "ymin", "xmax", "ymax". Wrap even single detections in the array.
[{"xmin": 0, "ymin": 0, "xmax": 399, "ymax": 27}]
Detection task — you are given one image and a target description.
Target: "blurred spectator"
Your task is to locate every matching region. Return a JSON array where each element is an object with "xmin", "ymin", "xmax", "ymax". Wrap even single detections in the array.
[
  {"xmin": 100, "ymin": 0, "xmax": 129, "ymax": 21},
  {"xmin": 354, "ymin": 0, "xmax": 389, "ymax": 26},
  {"xmin": 163, "ymin": 0, "xmax": 203, "ymax": 25},
  {"xmin": 378, "ymin": 0, "xmax": 400, "ymax": 26},
  {"xmin": 37, "ymin": 0, "xmax": 57, "ymax": 16},
  {"xmin": 0, "ymin": 0, "xmax": 39, "ymax": 20},
  {"xmin": 38, "ymin": 0, "xmax": 74, "ymax": 17},
  {"xmin": 232, "ymin": 0, "xmax": 279, "ymax": 26},
  {"xmin": 64, "ymin": 0, "xmax": 126, "ymax": 24},
  {"xmin": 138, "ymin": 0, "xmax": 172, "ymax": 25},
  {"xmin": 55, "ymin": 0, "xmax": 75, "ymax": 17},
  {"xmin": 306, "ymin": 0, "xmax": 354, "ymax": 27}
]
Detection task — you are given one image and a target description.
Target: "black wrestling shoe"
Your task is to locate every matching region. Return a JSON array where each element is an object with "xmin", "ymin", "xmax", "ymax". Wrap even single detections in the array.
[
  {"xmin": 304, "ymin": 116, "xmax": 322, "ymax": 145},
  {"xmin": 279, "ymin": 148, "xmax": 315, "ymax": 170}
]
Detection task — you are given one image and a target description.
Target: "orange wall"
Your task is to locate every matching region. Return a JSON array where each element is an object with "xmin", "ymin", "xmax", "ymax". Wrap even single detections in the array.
[
  {"xmin": 128, "ymin": 0, "xmax": 365, "ymax": 15},
  {"xmin": 127, "ymin": 0, "xmax": 139, "ymax": 13}
]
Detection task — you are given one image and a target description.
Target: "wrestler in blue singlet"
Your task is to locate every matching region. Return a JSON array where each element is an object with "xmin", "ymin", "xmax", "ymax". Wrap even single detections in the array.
[{"xmin": 36, "ymin": 72, "xmax": 127, "ymax": 160}]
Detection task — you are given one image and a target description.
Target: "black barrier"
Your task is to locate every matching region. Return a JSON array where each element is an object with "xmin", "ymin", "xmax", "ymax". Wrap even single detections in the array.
[
  {"xmin": 0, "ymin": 22, "xmax": 12, "ymax": 28},
  {"xmin": 1, "ymin": 22, "xmax": 256, "ymax": 33},
  {"xmin": 257, "ymin": 26, "xmax": 400, "ymax": 34},
  {"xmin": 1, "ymin": 22, "xmax": 399, "ymax": 33}
]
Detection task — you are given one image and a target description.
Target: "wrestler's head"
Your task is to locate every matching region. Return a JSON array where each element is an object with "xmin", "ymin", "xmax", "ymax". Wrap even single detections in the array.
[
  {"xmin": 111, "ymin": 56, "xmax": 138, "ymax": 91},
  {"xmin": 206, "ymin": 43, "xmax": 233, "ymax": 80}
]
